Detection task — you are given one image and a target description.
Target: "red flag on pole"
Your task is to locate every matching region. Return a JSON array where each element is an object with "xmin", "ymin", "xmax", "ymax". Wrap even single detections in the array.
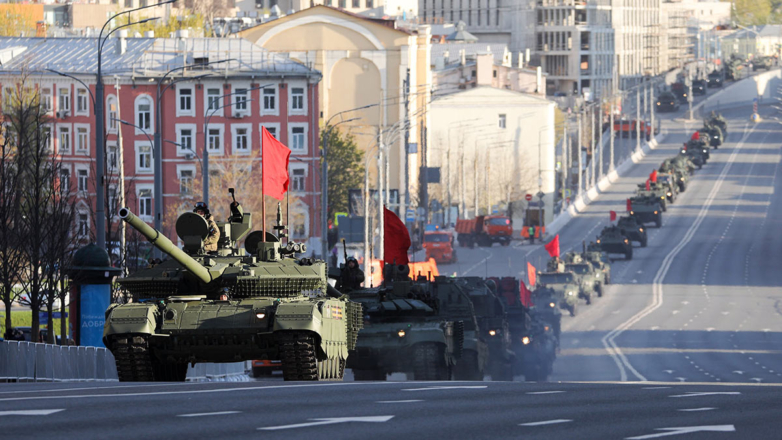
[
  {"xmin": 627, "ymin": 198, "xmax": 632, "ymax": 212},
  {"xmin": 519, "ymin": 280, "xmax": 532, "ymax": 307},
  {"xmin": 544, "ymin": 235, "xmax": 560, "ymax": 258},
  {"xmin": 610, "ymin": 210, "xmax": 617, "ymax": 222},
  {"xmin": 383, "ymin": 206, "xmax": 411, "ymax": 266},
  {"xmin": 645, "ymin": 180, "xmax": 651, "ymax": 191},
  {"xmin": 261, "ymin": 126, "xmax": 291, "ymax": 200},
  {"xmin": 527, "ymin": 262, "xmax": 536, "ymax": 287},
  {"xmin": 649, "ymin": 169, "xmax": 658, "ymax": 183},
  {"xmin": 691, "ymin": 131, "xmax": 700, "ymax": 141}
]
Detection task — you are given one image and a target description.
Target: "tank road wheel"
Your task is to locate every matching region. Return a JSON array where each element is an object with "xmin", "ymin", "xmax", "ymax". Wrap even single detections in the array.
[
  {"xmin": 277, "ymin": 331, "xmax": 335, "ymax": 381},
  {"xmin": 413, "ymin": 343, "xmax": 450, "ymax": 381},
  {"xmin": 453, "ymin": 350, "xmax": 483, "ymax": 381},
  {"xmin": 111, "ymin": 335, "xmax": 155, "ymax": 382},
  {"xmin": 353, "ymin": 369, "xmax": 387, "ymax": 381}
]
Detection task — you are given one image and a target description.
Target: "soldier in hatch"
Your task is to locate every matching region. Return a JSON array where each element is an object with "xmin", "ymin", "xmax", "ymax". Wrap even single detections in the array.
[
  {"xmin": 336, "ymin": 257, "xmax": 365, "ymax": 292},
  {"xmin": 194, "ymin": 201, "xmax": 220, "ymax": 252}
]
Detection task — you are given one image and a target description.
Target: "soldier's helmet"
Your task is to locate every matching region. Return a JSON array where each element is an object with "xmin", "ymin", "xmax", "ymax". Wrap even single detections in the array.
[{"xmin": 193, "ymin": 202, "xmax": 210, "ymax": 216}]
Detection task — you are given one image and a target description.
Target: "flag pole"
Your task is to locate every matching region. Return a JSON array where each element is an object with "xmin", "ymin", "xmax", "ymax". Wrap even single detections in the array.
[{"xmin": 262, "ymin": 131, "xmax": 266, "ymax": 242}]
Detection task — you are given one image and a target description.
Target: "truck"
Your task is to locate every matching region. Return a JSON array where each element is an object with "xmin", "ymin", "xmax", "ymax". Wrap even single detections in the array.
[
  {"xmin": 423, "ymin": 230, "xmax": 457, "ymax": 264},
  {"xmin": 613, "ymin": 119, "xmax": 656, "ymax": 141},
  {"xmin": 455, "ymin": 215, "xmax": 513, "ymax": 248}
]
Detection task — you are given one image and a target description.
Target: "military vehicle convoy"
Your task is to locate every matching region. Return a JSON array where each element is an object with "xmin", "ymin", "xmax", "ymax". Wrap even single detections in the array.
[
  {"xmin": 617, "ymin": 216, "xmax": 648, "ymax": 247},
  {"xmin": 105, "ymin": 200, "xmax": 363, "ymax": 382},
  {"xmin": 596, "ymin": 225, "xmax": 633, "ymax": 260}
]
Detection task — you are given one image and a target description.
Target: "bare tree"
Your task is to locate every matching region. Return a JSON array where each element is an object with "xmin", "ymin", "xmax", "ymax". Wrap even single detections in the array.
[{"xmin": 0, "ymin": 125, "xmax": 24, "ymax": 338}]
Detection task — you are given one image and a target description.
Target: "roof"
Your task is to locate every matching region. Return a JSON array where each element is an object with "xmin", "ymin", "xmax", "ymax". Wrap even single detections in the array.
[
  {"xmin": 431, "ymin": 86, "xmax": 553, "ymax": 106},
  {"xmin": 725, "ymin": 25, "xmax": 782, "ymax": 40},
  {"xmin": 431, "ymin": 42, "xmax": 509, "ymax": 67},
  {"xmin": 445, "ymin": 21, "xmax": 478, "ymax": 43},
  {"xmin": 0, "ymin": 37, "xmax": 316, "ymax": 78}
]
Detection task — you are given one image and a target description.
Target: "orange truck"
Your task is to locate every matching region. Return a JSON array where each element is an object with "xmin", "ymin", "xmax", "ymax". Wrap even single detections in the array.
[
  {"xmin": 423, "ymin": 230, "xmax": 457, "ymax": 264},
  {"xmin": 455, "ymin": 215, "xmax": 513, "ymax": 248},
  {"xmin": 613, "ymin": 119, "xmax": 656, "ymax": 141},
  {"xmin": 251, "ymin": 359, "xmax": 282, "ymax": 377}
]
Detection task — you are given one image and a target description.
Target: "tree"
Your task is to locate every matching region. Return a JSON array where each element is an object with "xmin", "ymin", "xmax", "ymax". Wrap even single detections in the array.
[
  {"xmin": 0, "ymin": 124, "xmax": 24, "ymax": 339},
  {"xmin": 733, "ymin": 0, "xmax": 772, "ymax": 26},
  {"xmin": 323, "ymin": 128, "xmax": 365, "ymax": 220},
  {"xmin": 0, "ymin": 4, "xmax": 38, "ymax": 37}
]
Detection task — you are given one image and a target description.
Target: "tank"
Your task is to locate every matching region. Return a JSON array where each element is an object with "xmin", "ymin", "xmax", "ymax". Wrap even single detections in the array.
[
  {"xmin": 597, "ymin": 225, "xmax": 634, "ymax": 260},
  {"xmin": 535, "ymin": 271, "xmax": 581, "ymax": 317},
  {"xmin": 104, "ymin": 199, "xmax": 363, "ymax": 382},
  {"xmin": 628, "ymin": 195, "xmax": 663, "ymax": 229},
  {"xmin": 341, "ymin": 265, "xmax": 464, "ymax": 381},
  {"xmin": 583, "ymin": 242, "xmax": 612, "ymax": 285},
  {"xmin": 617, "ymin": 215, "xmax": 648, "ymax": 247}
]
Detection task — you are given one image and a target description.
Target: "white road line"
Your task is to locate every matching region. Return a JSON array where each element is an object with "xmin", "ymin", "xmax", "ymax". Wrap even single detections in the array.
[
  {"xmin": 601, "ymin": 122, "xmax": 756, "ymax": 382},
  {"xmin": 519, "ymin": 419, "xmax": 573, "ymax": 427},
  {"xmin": 677, "ymin": 407, "xmax": 716, "ymax": 412},
  {"xmin": 0, "ymin": 382, "xmax": 195, "ymax": 396},
  {"xmin": 177, "ymin": 411, "xmax": 241, "ymax": 417},
  {"xmin": 526, "ymin": 391, "xmax": 566, "ymax": 395},
  {"xmin": 643, "ymin": 386, "xmax": 672, "ymax": 390},
  {"xmin": 461, "ymin": 248, "xmax": 493, "ymax": 276},
  {"xmin": 376, "ymin": 400, "xmax": 423, "ymax": 403},
  {"xmin": 402, "ymin": 386, "xmax": 488, "ymax": 392},
  {"xmin": 669, "ymin": 392, "xmax": 741, "ymax": 398},
  {"xmin": 0, "ymin": 409, "xmax": 64, "ymax": 416}
]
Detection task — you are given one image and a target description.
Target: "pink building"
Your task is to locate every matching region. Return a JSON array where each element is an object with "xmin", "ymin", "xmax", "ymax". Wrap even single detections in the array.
[{"xmin": 0, "ymin": 36, "xmax": 324, "ymax": 256}]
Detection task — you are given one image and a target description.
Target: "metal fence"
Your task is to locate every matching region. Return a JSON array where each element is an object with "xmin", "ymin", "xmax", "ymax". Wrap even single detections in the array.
[{"xmin": 0, "ymin": 341, "xmax": 249, "ymax": 382}]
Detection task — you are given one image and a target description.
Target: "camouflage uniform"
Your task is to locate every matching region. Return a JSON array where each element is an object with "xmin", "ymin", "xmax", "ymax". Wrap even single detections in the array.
[{"xmin": 203, "ymin": 214, "xmax": 220, "ymax": 252}]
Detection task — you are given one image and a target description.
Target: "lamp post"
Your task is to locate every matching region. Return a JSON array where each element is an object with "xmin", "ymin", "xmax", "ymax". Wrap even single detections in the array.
[{"xmin": 95, "ymin": 2, "xmax": 173, "ymax": 249}]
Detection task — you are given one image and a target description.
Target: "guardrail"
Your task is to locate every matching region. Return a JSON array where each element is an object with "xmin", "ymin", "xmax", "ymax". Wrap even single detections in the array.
[{"xmin": 1, "ymin": 341, "xmax": 249, "ymax": 382}]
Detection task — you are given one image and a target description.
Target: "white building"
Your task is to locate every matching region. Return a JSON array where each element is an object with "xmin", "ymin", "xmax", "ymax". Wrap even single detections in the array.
[
  {"xmin": 721, "ymin": 25, "xmax": 782, "ymax": 60},
  {"xmin": 239, "ymin": 0, "xmax": 418, "ymax": 17},
  {"xmin": 426, "ymin": 87, "xmax": 556, "ymax": 225}
]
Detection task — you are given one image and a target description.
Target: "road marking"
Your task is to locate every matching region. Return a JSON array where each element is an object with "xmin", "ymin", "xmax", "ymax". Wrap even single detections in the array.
[
  {"xmin": 643, "ymin": 386, "xmax": 671, "ymax": 390},
  {"xmin": 601, "ymin": 123, "xmax": 756, "ymax": 382},
  {"xmin": 733, "ymin": 371, "xmax": 744, "ymax": 375},
  {"xmin": 526, "ymin": 391, "xmax": 565, "ymax": 395},
  {"xmin": 669, "ymin": 392, "xmax": 740, "ymax": 398},
  {"xmin": 0, "ymin": 409, "xmax": 64, "ymax": 416},
  {"xmin": 258, "ymin": 415, "xmax": 394, "ymax": 431},
  {"xmin": 519, "ymin": 419, "xmax": 573, "ymax": 427},
  {"xmin": 402, "ymin": 386, "xmax": 487, "ymax": 392},
  {"xmin": 675, "ymin": 377, "xmax": 686, "ymax": 382},
  {"xmin": 177, "ymin": 411, "xmax": 241, "ymax": 417},
  {"xmin": 663, "ymin": 370, "xmax": 674, "ymax": 374},
  {"xmin": 677, "ymin": 407, "xmax": 716, "ymax": 412},
  {"xmin": 376, "ymin": 400, "xmax": 423, "ymax": 404},
  {"xmin": 750, "ymin": 378, "xmax": 763, "ymax": 383},
  {"xmin": 461, "ymin": 248, "xmax": 493, "ymax": 276},
  {"xmin": 625, "ymin": 425, "xmax": 735, "ymax": 439}
]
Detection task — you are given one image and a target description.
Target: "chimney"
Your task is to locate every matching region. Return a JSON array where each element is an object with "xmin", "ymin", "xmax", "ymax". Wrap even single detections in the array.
[
  {"xmin": 444, "ymin": 49, "xmax": 450, "ymax": 64},
  {"xmin": 460, "ymin": 49, "xmax": 466, "ymax": 65},
  {"xmin": 144, "ymin": 30, "xmax": 155, "ymax": 38},
  {"xmin": 525, "ymin": 48, "xmax": 531, "ymax": 65},
  {"xmin": 536, "ymin": 66, "xmax": 543, "ymax": 94},
  {"xmin": 116, "ymin": 29, "xmax": 128, "ymax": 55},
  {"xmin": 518, "ymin": 51, "xmax": 524, "ymax": 69}
]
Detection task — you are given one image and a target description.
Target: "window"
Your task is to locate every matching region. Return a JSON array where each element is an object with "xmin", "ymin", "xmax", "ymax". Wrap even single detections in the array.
[
  {"xmin": 234, "ymin": 127, "xmax": 249, "ymax": 153},
  {"xmin": 42, "ymin": 125, "xmax": 53, "ymax": 152},
  {"xmin": 78, "ymin": 213, "xmax": 89, "ymax": 237},
  {"xmin": 206, "ymin": 87, "xmax": 221, "ymax": 112},
  {"xmin": 177, "ymin": 87, "xmax": 193, "ymax": 115},
  {"xmin": 290, "ymin": 125, "xmax": 306, "ymax": 152},
  {"xmin": 58, "ymin": 87, "xmax": 70, "ymax": 114},
  {"xmin": 291, "ymin": 168, "xmax": 306, "ymax": 191},
  {"xmin": 41, "ymin": 87, "xmax": 52, "ymax": 113},
  {"xmin": 176, "ymin": 124, "xmax": 197, "ymax": 156},
  {"xmin": 135, "ymin": 95, "xmax": 153, "ymax": 133},
  {"xmin": 137, "ymin": 144, "xmax": 152, "ymax": 172},
  {"xmin": 207, "ymin": 127, "xmax": 222, "ymax": 153},
  {"xmin": 263, "ymin": 88, "xmax": 276, "ymax": 113},
  {"xmin": 60, "ymin": 168, "xmax": 70, "ymax": 191},
  {"xmin": 77, "ymin": 169, "xmax": 88, "ymax": 192},
  {"xmin": 367, "ymin": 0, "xmax": 373, "ymax": 7},
  {"xmin": 352, "ymin": 0, "xmax": 360, "ymax": 7},
  {"xmin": 108, "ymin": 145, "xmax": 118, "ymax": 171},
  {"xmin": 76, "ymin": 88, "xmax": 89, "ymax": 115},
  {"xmin": 138, "ymin": 189, "xmax": 152, "ymax": 217},
  {"xmin": 76, "ymin": 125, "xmax": 89, "ymax": 152},
  {"xmin": 107, "ymin": 96, "xmax": 118, "ymax": 131},
  {"xmin": 291, "ymin": 87, "xmax": 304, "ymax": 111},
  {"xmin": 58, "ymin": 126, "xmax": 71, "ymax": 153},
  {"xmin": 262, "ymin": 124, "xmax": 278, "ymax": 139},
  {"xmin": 292, "ymin": 209, "xmax": 307, "ymax": 238},
  {"xmin": 499, "ymin": 114, "xmax": 506, "ymax": 129},
  {"xmin": 338, "ymin": 0, "xmax": 346, "ymax": 7},
  {"xmin": 179, "ymin": 169, "xmax": 194, "ymax": 195},
  {"xmin": 234, "ymin": 88, "xmax": 248, "ymax": 113}
]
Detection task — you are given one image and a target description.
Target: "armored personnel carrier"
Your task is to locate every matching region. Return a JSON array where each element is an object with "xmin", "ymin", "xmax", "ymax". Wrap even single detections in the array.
[
  {"xmin": 629, "ymin": 195, "xmax": 663, "ymax": 228},
  {"xmin": 536, "ymin": 271, "xmax": 581, "ymax": 317},
  {"xmin": 341, "ymin": 265, "xmax": 464, "ymax": 381},
  {"xmin": 617, "ymin": 215, "xmax": 648, "ymax": 247},
  {"xmin": 706, "ymin": 111, "xmax": 728, "ymax": 140},
  {"xmin": 680, "ymin": 139, "xmax": 708, "ymax": 169},
  {"xmin": 104, "ymin": 198, "xmax": 362, "ymax": 382},
  {"xmin": 636, "ymin": 182, "xmax": 669, "ymax": 212},
  {"xmin": 659, "ymin": 160, "xmax": 689, "ymax": 192},
  {"xmin": 596, "ymin": 225, "xmax": 633, "ymax": 260},
  {"xmin": 564, "ymin": 259, "xmax": 602, "ymax": 303},
  {"xmin": 701, "ymin": 122, "xmax": 724, "ymax": 148},
  {"xmin": 583, "ymin": 242, "xmax": 612, "ymax": 285},
  {"xmin": 656, "ymin": 172, "xmax": 679, "ymax": 202}
]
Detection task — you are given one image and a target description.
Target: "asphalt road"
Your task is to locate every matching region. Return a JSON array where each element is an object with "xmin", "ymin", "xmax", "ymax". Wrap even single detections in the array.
[{"xmin": 0, "ymin": 380, "xmax": 780, "ymax": 439}]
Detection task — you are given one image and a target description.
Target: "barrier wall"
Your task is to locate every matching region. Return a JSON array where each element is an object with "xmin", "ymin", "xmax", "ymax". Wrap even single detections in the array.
[{"xmin": 0, "ymin": 341, "xmax": 248, "ymax": 382}]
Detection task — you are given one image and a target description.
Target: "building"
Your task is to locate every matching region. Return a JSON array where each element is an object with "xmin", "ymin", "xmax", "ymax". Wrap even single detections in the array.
[
  {"xmin": 659, "ymin": 0, "xmax": 731, "ymax": 70},
  {"xmin": 721, "ymin": 25, "xmax": 782, "ymax": 61},
  {"xmin": 239, "ymin": 5, "xmax": 432, "ymax": 222},
  {"xmin": 238, "ymin": 0, "xmax": 418, "ymax": 18},
  {"xmin": 426, "ymin": 87, "xmax": 556, "ymax": 225},
  {"xmin": 0, "ymin": 36, "xmax": 323, "ymax": 254}
]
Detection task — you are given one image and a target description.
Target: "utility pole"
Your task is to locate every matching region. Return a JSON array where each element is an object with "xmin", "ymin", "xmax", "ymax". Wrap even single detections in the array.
[
  {"xmin": 688, "ymin": 68, "xmax": 694, "ymax": 120},
  {"xmin": 590, "ymin": 105, "xmax": 595, "ymax": 188},
  {"xmin": 446, "ymin": 145, "xmax": 451, "ymax": 226},
  {"xmin": 636, "ymin": 85, "xmax": 641, "ymax": 153},
  {"xmin": 473, "ymin": 146, "xmax": 479, "ymax": 216},
  {"xmin": 577, "ymin": 112, "xmax": 583, "ymax": 197},
  {"xmin": 460, "ymin": 150, "xmax": 465, "ymax": 218},
  {"xmin": 598, "ymin": 103, "xmax": 603, "ymax": 181},
  {"xmin": 563, "ymin": 120, "xmax": 569, "ymax": 205},
  {"xmin": 115, "ymin": 77, "xmax": 126, "ymax": 276},
  {"xmin": 610, "ymin": 99, "xmax": 615, "ymax": 172},
  {"xmin": 402, "ymin": 68, "xmax": 411, "ymax": 226},
  {"xmin": 650, "ymin": 83, "xmax": 655, "ymax": 136},
  {"xmin": 378, "ymin": 144, "xmax": 384, "ymax": 262}
]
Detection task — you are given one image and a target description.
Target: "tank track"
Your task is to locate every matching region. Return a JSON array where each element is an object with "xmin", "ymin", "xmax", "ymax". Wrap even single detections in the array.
[
  {"xmin": 112, "ymin": 335, "xmax": 155, "ymax": 382},
  {"xmin": 277, "ymin": 331, "xmax": 344, "ymax": 381},
  {"xmin": 412, "ymin": 343, "xmax": 450, "ymax": 381}
]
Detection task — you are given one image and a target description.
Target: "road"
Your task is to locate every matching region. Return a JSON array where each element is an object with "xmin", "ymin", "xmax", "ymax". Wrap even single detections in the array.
[{"xmin": 0, "ymin": 380, "xmax": 779, "ymax": 439}]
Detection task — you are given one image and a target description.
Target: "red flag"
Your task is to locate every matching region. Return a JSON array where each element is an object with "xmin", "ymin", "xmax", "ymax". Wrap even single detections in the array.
[
  {"xmin": 610, "ymin": 210, "xmax": 617, "ymax": 222},
  {"xmin": 261, "ymin": 126, "xmax": 291, "ymax": 200},
  {"xmin": 627, "ymin": 198, "xmax": 632, "ymax": 212},
  {"xmin": 527, "ymin": 262, "xmax": 536, "ymax": 287},
  {"xmin": 645, "ymin": 180, "xmax": 651, "ymax": 191},
  {"xmin": 383, "ymin": 206, "xmax": 411, "ymax": 265},
  {"xmin": 649, "ymin": 169, "xmax": 658, "ymax": 183},
  {"xmin": 519, "ymin": 280, "xmax": 532, "ymax": 307},
  {"xmin": 544, "ymin": 235, "xmax": 560, "ymax": 258},
  {"xmin": 691, "ymin": 131, "xmax": 700, "ymax": 141}
]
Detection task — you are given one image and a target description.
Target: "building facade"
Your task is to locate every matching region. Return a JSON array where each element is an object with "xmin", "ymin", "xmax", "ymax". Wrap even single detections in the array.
[
  {"xmin": 0, "ymin": 36, "xmax": 323, "ymax": 254},
  {"xmin": 721, "ymin": 26, "xmax": 782, "ymax": 61}
]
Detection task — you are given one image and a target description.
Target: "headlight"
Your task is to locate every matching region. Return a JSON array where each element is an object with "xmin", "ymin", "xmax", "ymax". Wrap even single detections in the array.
[
  {"xmin": 680, "ymin": 177, "xmax": 684, "ymax": 181},
  {"xmin": 255, "ymin": 312, "xmax": 266, "ymax": 320},
  {"xmin": 549, "ymin": 302, "xmax": 556, "ymax": 308},
  {"xmin": 661, "ymin": 196, "xmax": 665, "ymax": 200},
  {"xmin": 596, "ymin": 239, "xmax": 601, "ymax": 243},
  {"xmin": 398, "ymin": 330, "xmax": 406, "ymax": 337},
  {"xmin": 522, "ymin": 336, "xmax": 531, "ymax": 345},
  {"xmin": 654, "ymin": 211, "xmax": 658, "ymax": 214},
  {"xmin": 657, "ymin": 102, "xmax": 660, "ymax": 106},
  {"xmin": 489, "ymin": 329, "xmax": 497, "ymax": 336},
  {"xmin": 639, "ymin": 228, "xmax": 644, "ymax": 232},
  {"xmin": 703, "ymin": 149, "xmax": 707, "ymax": 153},
  {"xmin": 667, "ymin": 192, "xmax": 672, "ymax": 197},
  {"xmin": 630, "ymin": 211, "xmax": 634, "ymax": 215},
  {"xmin": 544, "ymin": 326, "xmax": 550, "ymax": 332},
  {"xmin": 567, "ymin": 291, "xmax": 574, "ymax": 296},
  {"xmin": 624, "ymin": 239, "xmax": 629, "ymax": 244}
]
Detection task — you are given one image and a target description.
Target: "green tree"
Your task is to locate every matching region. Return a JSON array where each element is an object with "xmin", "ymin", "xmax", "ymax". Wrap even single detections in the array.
[
  {"xmin": 323, "ymin": 128, "xmax": 365, "ymax": 220},
  {"xmin": 733, "ymin": 0, "xmax": 772, "ymax": 26}
]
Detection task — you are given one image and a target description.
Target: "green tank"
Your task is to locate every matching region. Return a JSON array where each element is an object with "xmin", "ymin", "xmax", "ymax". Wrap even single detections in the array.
[
  {"xmin": 583, "ymin": 242, "xmax": 612, "ymax": 285},
  {"xmin": 636, "ymin": 182, "xmax": 669, "ymax": 211},
  {"xmin": 597, "ymin": 225, "xmax": 634, "ymax": 260},
  {"xmin": 342, "ymin": 265, "xmax": 464, "ymax": 381},
  {"xmin": 629, "ymin": 195, "xmax": 663, "ymax": 228},
  {"xmin": 617, "ymin": 215, "xmax": 648, "ymax": 247},
  {"xmin": 536, "ymin": 271, "xmax": 581, "ymax": 317},
  {"xmin": 104, "ymin": 201, "xmax": 362, "ymax": 382}
]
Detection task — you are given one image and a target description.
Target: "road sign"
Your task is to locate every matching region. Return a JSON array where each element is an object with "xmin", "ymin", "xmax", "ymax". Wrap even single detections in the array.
[
  {"xmin": 525, "ymin": 194, "xmax": 533, "ymax": 201},
  {"xmin": 536, "ymin": 191, "xmax": 545, "ymax": 199}
]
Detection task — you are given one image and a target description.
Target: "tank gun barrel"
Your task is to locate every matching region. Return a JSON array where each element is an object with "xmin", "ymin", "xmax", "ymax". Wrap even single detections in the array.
[{"xmin": 118, "ymin": 208, "xmax": 213, "ymax": 284}]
